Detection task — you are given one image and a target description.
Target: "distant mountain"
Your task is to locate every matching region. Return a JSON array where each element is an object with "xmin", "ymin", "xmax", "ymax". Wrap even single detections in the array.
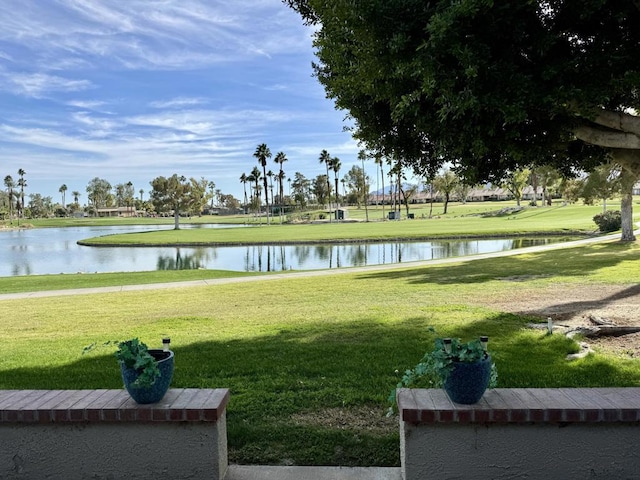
[{"xmin": 370, "ymin": 183, "xmax": 418, "ymax": 195}]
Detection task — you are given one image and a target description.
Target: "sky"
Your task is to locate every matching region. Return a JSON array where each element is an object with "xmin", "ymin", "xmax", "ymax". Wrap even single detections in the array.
[{"xmin": 0, "ymin": 0, "xmax": 360, "ymax": 204}]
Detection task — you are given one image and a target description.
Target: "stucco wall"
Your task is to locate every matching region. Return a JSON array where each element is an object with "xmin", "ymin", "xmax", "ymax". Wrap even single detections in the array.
[
  {"xmin": 401, "ymin": 420, "xmax": 640, "ymax": 479},
  {"xmin": 1, "ymin": 414, "xmax": 227, "ymax": 479}
]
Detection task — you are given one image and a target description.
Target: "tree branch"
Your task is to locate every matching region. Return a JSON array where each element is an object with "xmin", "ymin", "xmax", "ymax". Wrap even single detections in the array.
[
  {"xmin": 574, "ymin": 124, "xmax": 640, "ymax": 149},
  {"xmin": 587, "ymin": 109, "xmax": 640, "ymax": 137}
]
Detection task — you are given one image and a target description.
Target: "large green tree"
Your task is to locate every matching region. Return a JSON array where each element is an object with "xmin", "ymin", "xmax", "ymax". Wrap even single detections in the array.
[
  {"xmin": 149, "ymin": 174, "xmax": 194, "ymax": 229},
  {"xmin": 86, "ymin": 177, "xmax": 112, "ymax": 211},
  {"xmin": 286, "ymin": 0, "xmax": 640, "ymax": 240}
]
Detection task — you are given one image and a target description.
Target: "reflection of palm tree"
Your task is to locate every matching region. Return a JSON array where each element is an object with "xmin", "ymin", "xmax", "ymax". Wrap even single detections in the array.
[
  {"xmin": 294, "ymin": 245, "xmax": 312, "ymax": 265},
  {"xmin": 346, "ymin": 244, "xmax": 369, "ymax": 266},
  {"xmin": 156, "ymin": 248, "xmax": 206, "ymax": 270}
]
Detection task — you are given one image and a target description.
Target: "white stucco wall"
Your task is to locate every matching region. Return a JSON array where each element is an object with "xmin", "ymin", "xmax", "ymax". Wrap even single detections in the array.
[
  {"xmin": 401, "ymin": 420, "xmax": 640, "ymax": 479},
  {"xmin": 1, "ymin": 413, "xmax": 227, "ymax": 479}
]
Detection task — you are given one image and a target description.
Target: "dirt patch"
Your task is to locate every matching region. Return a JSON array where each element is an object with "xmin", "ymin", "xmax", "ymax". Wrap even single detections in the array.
[
  {"xmin": 290, "ymin": 406, "xmax": 396, "ymax": 435},
  {"xmin": 474, "ymin": 283, "xmax": 640, "ymax": 357}
]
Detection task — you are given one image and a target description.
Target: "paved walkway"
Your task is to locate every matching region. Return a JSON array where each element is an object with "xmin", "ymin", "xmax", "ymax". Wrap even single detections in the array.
[
  {"xmin": 226, "ymin": 466, "xmax": 401, "ymax": 480},
  {"xmin": 0, "ymin": 230, "xmax": 635, "ymax": 302}
]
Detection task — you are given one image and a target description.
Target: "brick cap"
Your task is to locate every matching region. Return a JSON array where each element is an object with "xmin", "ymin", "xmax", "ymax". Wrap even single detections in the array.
[
  {"xmin": 398, "ymin": 387, "xmax": 640, "ymax": 425},
  {"xmin": 0, "ymin": 388, "xmax": 229, "ymax": 424}
]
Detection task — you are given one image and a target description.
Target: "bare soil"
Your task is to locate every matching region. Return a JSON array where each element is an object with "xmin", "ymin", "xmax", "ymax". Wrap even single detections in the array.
[{"xmin": 475, "ymin": 282, "xmax": 640, "ymax": 358}]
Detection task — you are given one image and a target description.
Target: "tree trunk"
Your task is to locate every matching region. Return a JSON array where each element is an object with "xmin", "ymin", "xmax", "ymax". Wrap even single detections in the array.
[
  {"xmin": 174, "ymin": 209, "xmax": 180, "ymax": 230},
  {"xmin": 612, "ymin": 150, "xmax": 640, "ymax": 242}
]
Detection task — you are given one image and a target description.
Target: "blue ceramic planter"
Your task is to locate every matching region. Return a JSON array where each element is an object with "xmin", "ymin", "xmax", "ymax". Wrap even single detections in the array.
[
  {"xmin": 120, "ymin": 349, "xmax": 174, "ymax": 404},
  {"xmin": 443, "ymin": 355, "xmax": 492, "ymax": 404}
]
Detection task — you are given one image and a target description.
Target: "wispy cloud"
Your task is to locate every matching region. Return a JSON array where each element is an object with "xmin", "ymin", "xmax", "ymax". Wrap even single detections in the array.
[
  {"xmin": 0, "ymin": 0, "xmax": 353, "ymax": 199},
  {"xmin": 0, "ymin": 0, "xmax": 312, "ymax": 71},
  {"xmin": 150, "ymin": 97, "xmax": 209, "ymax": 109},
  {"xmin": 2, "ymin": 72, "xmax": 94, "ymax": 98}
]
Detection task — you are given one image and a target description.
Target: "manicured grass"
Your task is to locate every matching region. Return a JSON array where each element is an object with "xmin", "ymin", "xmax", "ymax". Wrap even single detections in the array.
[
  {"xmin": 2, "ymin": 240, "xmax": 640, "ymax": 466},
  {"xmin": 79, "ymin": 203, "xmax": 610, "ymax": 246},
  {"xmin": 0, "ymin": 269, "xmax": 264, "ymax": 294}
]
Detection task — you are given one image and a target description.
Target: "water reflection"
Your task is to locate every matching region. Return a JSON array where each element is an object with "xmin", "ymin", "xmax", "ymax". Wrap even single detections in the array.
[
  {"xmin": 0, "ymin": 225, "xmax": 574, "ymax": 276},
  {"xmin": 157, "ymin": 248, "xmax": 218, "ymax": 270}
]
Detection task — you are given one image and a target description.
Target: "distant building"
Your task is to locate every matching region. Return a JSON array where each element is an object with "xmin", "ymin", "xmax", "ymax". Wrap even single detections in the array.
[{"xmin": 96, "ymin": 207, "xmax": 137, "ymax": 218}]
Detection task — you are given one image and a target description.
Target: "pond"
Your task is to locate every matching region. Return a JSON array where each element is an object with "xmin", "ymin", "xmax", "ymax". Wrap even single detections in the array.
[{"xmin": 0, "ymin": 225, "xmax": 573, "ymax": 276}]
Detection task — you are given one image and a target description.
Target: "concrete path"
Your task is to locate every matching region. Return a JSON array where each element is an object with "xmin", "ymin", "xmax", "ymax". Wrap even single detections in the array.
[
  {"xmin": 0, "ymin": 230, "xmax": 635, "ymax": 302},
  {"xmin": 226, "ymin": 466, "xmax": 401, "ymax": 480}
]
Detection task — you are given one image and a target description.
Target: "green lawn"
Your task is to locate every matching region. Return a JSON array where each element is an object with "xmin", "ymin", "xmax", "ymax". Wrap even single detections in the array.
[
  {"xmin": 78, "ymin": 203, "xmax": 614, "ymax": 246},
  {"xmin": 2, "ymin": 240, "xmax": 640, "ymax": 466}
]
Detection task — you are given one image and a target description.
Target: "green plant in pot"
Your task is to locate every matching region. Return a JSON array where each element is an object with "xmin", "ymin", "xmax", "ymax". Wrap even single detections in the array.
[
  {"xmin": 117, "ymin": 338, "xmax": 174, "ymax": 404},
  {"xmin": 84, "ymin": 337, "xmax": 174, "ymax": 404},
  {"xmin": 389, "ymin": 333, "xmax": 497, "ymax": 410}
]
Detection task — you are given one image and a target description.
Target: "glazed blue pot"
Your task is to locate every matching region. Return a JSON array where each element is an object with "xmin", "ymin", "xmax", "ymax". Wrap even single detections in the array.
[
  {"xmin": 443, "ymin": 355, "xmax": 492, "ymax": 404},
  {"xmin": 120, "ymin": 349, "xmax": 174, "ymax": 404}
]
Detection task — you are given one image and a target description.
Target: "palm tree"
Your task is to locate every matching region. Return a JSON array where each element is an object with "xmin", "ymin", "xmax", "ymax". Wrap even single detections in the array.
[
  {"xmin": 278, "ymin": 170, "xmax": 286, "ymax": 211},
  {"xmin": 358, "ymin": 150, "xmax": 369, "ymax": 222},
  {"xmin": 267, "ymin": 170, "xmax": 275, "ymax": 208},
  {"xmin": 17, "ymin": 169, "xmax": 26, "ymax": 218},
  {"xmin": 139, "ymin": 189, "xmax": 144, "ymax": 202},
  {"xmin": 249, "ymin": 166, "xmax": 262, "ymax": 222},
  {"xmin": 253, "ymin": 143, "xmax": 272, "ymax": 225},
  {"xmin": 208, "ymin": 181, "xmax": 216, "ymax": 209},
  {"xmin": 4, "ymin": 175, "xmax": 15, "ymax": 222},
  {"xmin": 72, "ymin": 191, "xmax": 81, "ymax": 206},
  {"xmin": 331, "ymin": 157, "xmax": 341, "ymax": 210},
  {"xmin": 274, "ymin": 151, "xmax": 288, "ymax": 212},
  {"xmin": 59, "ymin": 184, "xmax": 67, "ymax": 208},
  {"xmin": 239, "ymin": 173, "xmax": 249, "ymax": 214},
  {"xmin": 375, "ymin": 154, "xmax": 385, "ymax": 220},
  {"xmin": 319, "ymin": 149, "xmax": 333, "ymax": 222}
]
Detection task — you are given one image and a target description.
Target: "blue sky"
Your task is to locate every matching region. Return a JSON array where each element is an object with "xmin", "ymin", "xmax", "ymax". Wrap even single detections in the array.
[{"xmin": 0, "ymin": 0, "xmax": 359, "ymax": 203}]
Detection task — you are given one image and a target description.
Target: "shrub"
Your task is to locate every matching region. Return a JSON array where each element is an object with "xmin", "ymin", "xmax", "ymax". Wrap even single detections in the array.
[{"xmin": 593, "ymin": 210, "xmax": 621, "ymax": 233}]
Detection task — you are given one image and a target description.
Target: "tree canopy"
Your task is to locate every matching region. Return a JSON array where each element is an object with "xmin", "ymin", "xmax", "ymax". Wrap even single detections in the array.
[
  {"xmin": 149, "ymin": 174, "xmax": 194, "ymax": 230},
  {"xmin": 285, "ymin": 0, "xmax": 640, "ymax": 239}
]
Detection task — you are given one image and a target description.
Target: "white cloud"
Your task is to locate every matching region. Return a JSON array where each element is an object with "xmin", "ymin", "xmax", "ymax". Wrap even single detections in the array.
[
  {"xmin": 0, "ymin": 0, "xmax": 312, "ymax": 71},
  {"xmin": 3, "ymin": 72, "xmax": 93, "ymax": 98},
  {"xmin": 66, "ymin": 100, "xmax": 108, "ymax": 109},
  {"xmin": 150, "ymin": 97, "xmax": 209, "ymax": 109},
  {"xmin": 0, "ymin": 0, "xmax": 354, "ymax": 200}
]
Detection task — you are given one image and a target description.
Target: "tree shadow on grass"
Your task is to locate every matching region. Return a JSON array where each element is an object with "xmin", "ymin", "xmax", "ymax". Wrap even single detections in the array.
[{"xmin": 3, "ymin": 314, "xmax": 640, "ymax": 466}]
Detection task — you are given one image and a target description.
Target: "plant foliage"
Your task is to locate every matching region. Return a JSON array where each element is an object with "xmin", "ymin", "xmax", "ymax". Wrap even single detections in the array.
[
  {"xmin": 593, "ymin": 210, "xmax": 622, "ymax": 233},
  {"xmin": 83, "ymin": 338, "xmax": 160, "ymax": 388},
  {"xmin": 387, "ymin": 334, "xmax": 497, "ymax": 414}
]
